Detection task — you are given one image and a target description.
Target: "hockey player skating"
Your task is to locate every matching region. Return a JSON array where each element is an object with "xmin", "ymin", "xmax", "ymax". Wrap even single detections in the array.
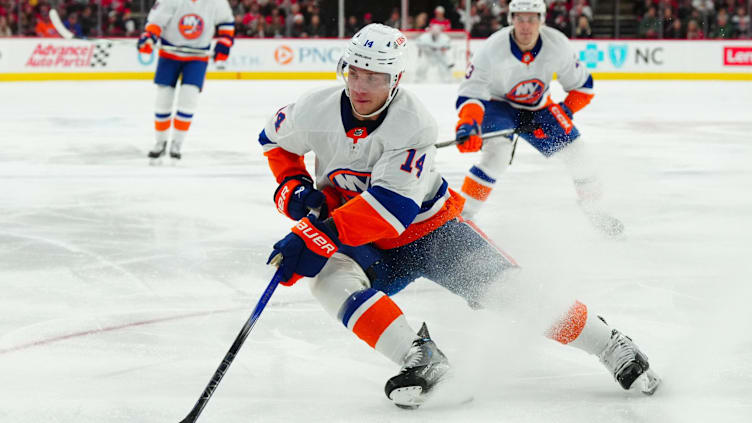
[
  {"xmin": 414, "ymin": 24, "xmax": 454, "ymax": 83},
  {"xmin": 138, "ymin": 0, "xmax": 234, "ymax": 164},
  {"xmin": 260, "ymin": 24, "xmax": 659, "ymax": 409},
  {"xmin": 455, "ymin": 0, "xmax": 624, "ymax": 236}
]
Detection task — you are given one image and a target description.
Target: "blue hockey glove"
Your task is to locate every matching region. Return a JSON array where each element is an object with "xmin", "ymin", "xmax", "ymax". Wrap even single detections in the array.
[
  {"xmin": 274, "ymin": 175, "xmax": 326, "ymax": 221},
  {"xmin": 267, "ymin": 215, "xmax": 340, "ymax": 286},
  {"xmin": 137, "ymin": 30, "xmax": 158, "ymax": 54}
]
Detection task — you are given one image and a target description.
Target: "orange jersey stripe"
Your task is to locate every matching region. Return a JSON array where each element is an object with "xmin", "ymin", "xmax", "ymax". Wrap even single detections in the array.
[
  {"xmin": 374, "ymin": 189, "xmax": 464, "ymax": 250},
  {"xmin": 158, "ymin": 50, "xmax": 209, "ymax": 62},
  {"xmin": 154, "ymin": 120, "xmax": 171, "ymax": 131},
  {"xmin": 331, "ymin": 195, "xmax": 400, "ymax": 247},
  {"xmin": 173, "ymin": 118, "xmax": 191, "ymax": 131},
  {"xmin": 145, "ymin": 24, "xmax": 162, "ymax": 37},
  {"xmin": 351, "ymin": 295, "xmax": 403, "ymax": 348},
  {"xmin": 563, "ymin": 90, "xmax": 594, "ymax": 114},
  {"xmin": 547, "ymin": 301, "xmax": 588, "ymax": 344},
  {"xmin": 217, "ymin": 28, "xmax": 235, "ymax": 38},
  {"xmin": 263, "ymin": 147, "xmax": 310, "ymax": 183},
  {"xmin": 462, "ymin": 176, "xmax": 493, "ymax": 201}
]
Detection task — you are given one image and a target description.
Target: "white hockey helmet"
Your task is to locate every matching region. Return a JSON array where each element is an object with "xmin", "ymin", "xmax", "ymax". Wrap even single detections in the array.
[
  {"xmin": 337, "ymin": 23, "xmax": 408, "ymax": 118},
  {"xmin": 508, "ymin": 0, "xmax": 547, "ymax": 24}
]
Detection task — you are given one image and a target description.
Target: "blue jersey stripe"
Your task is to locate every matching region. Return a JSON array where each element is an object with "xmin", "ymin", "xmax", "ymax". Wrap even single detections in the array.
[
  {"xmin": 368, "ymin": 186, "xmax": 420, "ymax": 229},
  {"xmin": 581, "ymin": 74, "xmax": 594, "ymax": 90},
  {"xmin": 418, "ymin": 179, "xmax": 448, "ymax": 214},
  {"xmin": 258, "ymin": 129, "xmax": 276, "ymax": 146},
  {"xmin": 337, "ymin": 288, "xmax": 379, "ymax": 327},
  {"xmin": 470, "ymin": 166, "xmax": 496, "ymax": 184}
]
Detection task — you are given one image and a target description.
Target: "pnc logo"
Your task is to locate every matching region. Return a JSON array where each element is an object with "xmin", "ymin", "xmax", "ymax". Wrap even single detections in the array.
[
  {"xmin": 505, "ymin": 79, "xmax": 545, "ymax": 105},
  {"xmin": 275, "ymin": 45, "xmax": 294, "ymax": 65},
  {"xmin": 178, "ymin": 14, "xmax": 204, "ymax": 40}
]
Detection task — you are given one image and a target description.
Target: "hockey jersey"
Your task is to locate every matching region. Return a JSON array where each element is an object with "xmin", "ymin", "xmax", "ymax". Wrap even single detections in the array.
[
  {"xmin": 145, "ymin": 0, "xmax": 234, "ymax": 60},
  {"xmin": 458, "ymin": 26, "xmax": 594, "ymax": 112},
  {"xmin": 259, "ymin": 86, "xmax": 464, "ymax": 250}
]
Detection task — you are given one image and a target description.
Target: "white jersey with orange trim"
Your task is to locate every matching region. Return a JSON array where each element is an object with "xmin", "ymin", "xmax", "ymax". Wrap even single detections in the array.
[
  {"xmin": 145, "ymin": 0, "xmax": 233, "ymax": 54},
  {"xmin": 259, "ymin": 85, "xmax": 463, "ymax": 249},
  {"xmin": 458, "ymin": 25, "xmax": 592, "ymax": 111}
]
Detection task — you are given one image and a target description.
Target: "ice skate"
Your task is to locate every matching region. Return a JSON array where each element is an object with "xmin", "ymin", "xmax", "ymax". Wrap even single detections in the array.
[
  {"xmin": 148, "ymin": 140, "xmax": 167, "ymax": 165},
  {"xmin": 385, "ymin": 323, "xmax": 450, "ymax": 409},
  {"xmin": 169, "ymin": 139, "xmax": 182, "ymax": 161},
  {"xmin": 599, "ymin": 328, "xmax": 661, "ymax": 395}
]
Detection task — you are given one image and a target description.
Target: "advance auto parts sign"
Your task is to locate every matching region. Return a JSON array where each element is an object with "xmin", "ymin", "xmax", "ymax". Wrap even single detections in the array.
[{"xmin": 26, "ymin": 42, "xmax": 112, "ymax": 68}]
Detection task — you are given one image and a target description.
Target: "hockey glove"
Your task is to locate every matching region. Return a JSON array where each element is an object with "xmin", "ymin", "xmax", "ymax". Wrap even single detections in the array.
[
  {"xmin": 214, "ymin": 36, "xmax": 233, "ymax": 62},
  {"xmin": 267, "ymin": 215, "xmax": 340, "ymax": 286},
  {"xmin": 274, "ymin": 175, "xmax": 326, "ymax": 221},
  {"xmin": 137, "ymin": 30, "xmax": 159, "ymax": 54},
  {"xmin": 455, "ymin": 101, "xmax": 485, "ymax": 153},
  {"xmin": 554, "ymin": 102, "xmax": 574, "ymax": 119}
]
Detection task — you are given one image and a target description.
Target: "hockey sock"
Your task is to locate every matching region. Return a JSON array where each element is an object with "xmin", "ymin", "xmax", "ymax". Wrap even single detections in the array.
[
  {"xmin": 154, "ymin": 84, "xmax": 175, "ymax": 143},
  {"xmin": 546, "ymin": 300, "xmax": 612, "ymax": 356},
  {"xmin": 337, "ymin": 288, "xmax": 417, "ymax": 365},
  {"xmin": 461, "ymin": 164, "xmax": 496, "ymax": 218},
  {"xmin": 172, "ymin": 84, "xmax": 200, "ymax": 146}
]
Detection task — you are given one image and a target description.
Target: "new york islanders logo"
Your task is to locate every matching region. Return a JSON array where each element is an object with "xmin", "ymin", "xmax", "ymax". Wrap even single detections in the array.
[
  {"xmin": 328, "ymin": 169, "xmax": 371, "ymax": 200},
  {"xmin": 178, "ymin": 14, "xmax": 204, "ymax": 40},
  {"xmin": 505, "ymin": 79, "xmax": 546, "ymax": 106}
]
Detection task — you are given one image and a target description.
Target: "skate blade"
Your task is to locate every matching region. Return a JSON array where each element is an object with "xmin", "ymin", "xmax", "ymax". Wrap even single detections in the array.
[
  {"xmin": 634, "ymin": 369, "xmax": 661, "ymax": 395},
  {"xmin": 389, "ymin": 386, "xmax": 424, "ymax": 409},
  {"xmin": 389, "ymin": 375, "xmax": 474, "ymax": 410}
]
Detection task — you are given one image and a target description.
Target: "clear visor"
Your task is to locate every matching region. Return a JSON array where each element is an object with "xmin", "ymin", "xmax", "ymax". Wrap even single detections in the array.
[{"xmin": 341, "ymin": 63, "xmax": 391, "ymax": 93}]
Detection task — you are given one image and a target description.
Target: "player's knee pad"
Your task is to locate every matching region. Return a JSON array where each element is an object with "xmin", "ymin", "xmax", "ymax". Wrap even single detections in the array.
[
  {"xmin": 155, "ymin": 84, "xmax": 175, "ymax": 115},
  {"xmin": 478, "ymin": 134, "xmax": 515, "ymax": 175},
  {"xmin": 177, "ymin": 84, "xmax": 200, "ymax": 115},
  {"xmin": 309, "ymin": 252, "xmax": 371, "ymax": 319}
]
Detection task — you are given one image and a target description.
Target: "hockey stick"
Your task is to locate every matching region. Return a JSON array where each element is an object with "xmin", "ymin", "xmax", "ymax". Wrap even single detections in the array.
[
  {"xmin": 434, "ymin": 128, "xmax": 516, "ymax": 149},
  {"xmin": 179, "ymin": 261, "xmax": 284, "ymax": 423},
  {"xmin": 49, "ymin": 9, "xmax": 212, "ymax": 56}
]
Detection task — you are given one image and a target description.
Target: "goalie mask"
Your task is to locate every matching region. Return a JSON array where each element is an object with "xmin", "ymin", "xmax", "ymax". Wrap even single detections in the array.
[{"xmin": 337, "ymin": 23, "xmax": 408, "ymax": 119}]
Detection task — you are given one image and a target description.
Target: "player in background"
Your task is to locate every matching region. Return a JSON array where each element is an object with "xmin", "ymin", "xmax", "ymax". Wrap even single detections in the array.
[
  {"xmin": 454, "ymin": 0, "xmax": 624, "ymax": 236},
  {"xmin": 259, "ymin": 24, "xmax": 659, "ymax": 408},
  {"xmin": 138, "ymin": 0, "xmax": 234, "ymax": 163},
  {"xmin": 414, "ymin": 24, "xmax": 454, "ymax": 83}
]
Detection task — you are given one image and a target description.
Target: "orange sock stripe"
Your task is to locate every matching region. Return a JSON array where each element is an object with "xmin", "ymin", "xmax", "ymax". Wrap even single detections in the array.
[
  {"xmin": 462, "ymin": 176, "xmax": 493, "ymax": 201},
  {"xmin": 173, "ymin": 118, "xmax": 191, "ymax": 131},
  {"xmin": 351, "ymin": 296, "xmax": 403, "ymax": 348},
  {"xmin": 154, "ymin": 120, "xmax": 171, "ymax": 131},
  {"xmin": 548, "ymin": 301, "xmax": 588, "ymax": 344}
]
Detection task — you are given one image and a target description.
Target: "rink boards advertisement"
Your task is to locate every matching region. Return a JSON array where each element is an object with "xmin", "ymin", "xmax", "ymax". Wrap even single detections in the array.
[{"xmin": 1, "ymin": 37, "xmax": 751, "ymax": 81}]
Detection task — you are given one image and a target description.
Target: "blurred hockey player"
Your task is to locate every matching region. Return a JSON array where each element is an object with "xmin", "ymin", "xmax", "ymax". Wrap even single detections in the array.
[
  {"xmin": 454, "ymin": 0, "xmax": 624, "ymax": 236},
  {"xmin": 139, "ymin": 0, "xmax": 235, "ymax": 163},
  {"xmin": 414, "ymin": 24, "xmax": 454, "ymax": 83},
  {"xmin": 259, "ymin": 24, "xmax": 659, "ymax": 409}
]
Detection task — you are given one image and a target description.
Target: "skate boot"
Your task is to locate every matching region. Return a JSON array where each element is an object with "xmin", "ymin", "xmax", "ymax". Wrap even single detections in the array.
[
  {"xmin": 169, "ymin": 139, "xmax": 182, "ymax": 161},
  {"xmin": 384, "ymin": 323, "xmax": 450, "ymax": 409},
  {"xmin": 599, "ymin": 327, "xmax": 661, "ymax": 395},
  {"xmin": 148, "ymin": 140, "xmax": 167, "ymax": 165}
]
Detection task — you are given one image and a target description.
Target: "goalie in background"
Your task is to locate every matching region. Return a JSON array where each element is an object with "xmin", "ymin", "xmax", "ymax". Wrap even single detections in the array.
[
  {"xmin": 139, "ymin": 0, "xmax": 235, "ymax": 164},
  {"xmin": 414, "ymin": 24, "xmax": 454, "ymax": 83}
]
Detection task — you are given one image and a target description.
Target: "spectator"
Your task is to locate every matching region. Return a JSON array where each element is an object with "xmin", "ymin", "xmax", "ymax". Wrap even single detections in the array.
[
  {"xmin": 639, "ymin": 6, "xmax": 661, "ymax": 38},
  {"xmin": 664, "ymin": 16, "xmax": 684, "ymax": 38},
  {"xmin": 285, "ymin": 3, "xmax": 303, "ymax": 37},
  {"xmin": 634, "ymin": 0, "xmax": 653, "ymax": 19},
  {"xmin": 268, "ymin": 13, "xmax": 286, "ymax": 38},
  {"xmin": 65, "ymin": 12, "xmax": 84, "ymax": 37},
  {"xmin": 249, "ymin": 15, "xmax": 267, "ymax": 37},
  {"xmin": 384, "ymin": 8, "xmax": 400, "ymax": 29},
  {"xmin": 344, "ymin": 15, "xmax": 358, "ymax": 36},
  {"xmin": 677, "ymin": 0, "xmax": 694, "ymax": 20},
  {"xmin": 570, "ymin": 0, "xmax": 594, "ymax": 23},
  {"xmin": 731, "ymin": 6, "xmax": 750, "ymax": 37},
  {"xmin": 710, "ymin": 9, "xmax": 734, "ymax": 38},
  {"xmin": 492, "ymin": 0, "xmax": 510, "ymax": 26},
  {"xmin": 79, "ymin": 6, "xmax": 97, "ymax": 37},
  {"xmin": 458, "ymin": 2, "xmax": 480, "ymax": 30},
  {"xmin": 574, "ymin": 14, "xmax": 593, "ymax": 38},
  {"xmin": 289, "ymin": 13, "xmax": 307, "ymax": 37},
  {"xmin": 362, "ymin": 12, "xmax": 373, "ymax": 27},
  {"xmin": 36, "ymin": 6, "xmax": 59, "ymax": 37},
  {"xmin": 307, "ymin": 13, "xmax": 327, "ymax": 37},
  {"xmin": 414, "ymin": 11, "xmax": 428, "ymax": 30},
  {"xmin": 0, "ymin": 15, "xmax": 11, "ymax": 37},
  {"xmin": 661, "ymin": 6, "xmax": 676, "ymax": 32},
  {"xmin": 121, "ymin": 8, "xmax": 137, "ymax": 36},
  {"xmin": 429, "ymin": 5, "xmax": 451, "ymax": 30},
  {"xmin": 686, "ymin": 18, "xmax": 705, "ymax": 38},
  {"xmin": 550, "ymin": 10, "xmax": 572, "ymax": 36}
]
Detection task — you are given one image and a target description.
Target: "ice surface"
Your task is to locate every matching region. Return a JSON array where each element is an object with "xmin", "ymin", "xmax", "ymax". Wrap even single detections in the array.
[{"xmin": 1, "ymin": 79, "xmax": 751, "ymax": 422}]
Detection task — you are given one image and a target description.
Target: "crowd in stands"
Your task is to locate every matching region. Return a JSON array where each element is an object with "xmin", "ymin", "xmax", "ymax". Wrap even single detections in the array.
[
  {"xmin": 635, "ymin": 0, "xmax": 750, "ymax": 38},
  {"xmin": 0, "ymin": 0, "xmax": 748, "ymax": 39}
]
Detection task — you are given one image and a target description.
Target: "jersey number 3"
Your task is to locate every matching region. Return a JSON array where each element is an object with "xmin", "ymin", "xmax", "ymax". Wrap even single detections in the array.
[{"xmin": 400, "ymin": 149, "xmax": 425, "ymax": 178}]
